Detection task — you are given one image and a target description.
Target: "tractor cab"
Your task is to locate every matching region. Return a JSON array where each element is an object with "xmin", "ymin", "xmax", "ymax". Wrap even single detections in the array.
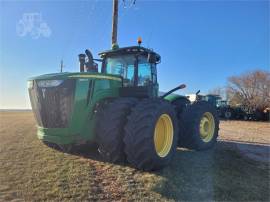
[{"xmin": 99, "ymin": 46, "xmax": 161, "ymax": 98}]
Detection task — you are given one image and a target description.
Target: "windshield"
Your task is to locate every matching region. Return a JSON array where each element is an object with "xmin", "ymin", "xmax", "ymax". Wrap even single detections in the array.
[
  {"xmin": 104, "ymin": 54, "xmax": 154, "ymax": 87},
  {"xmin": 105, "ymin": 55, "xmax": 135, "ymax": 86}
]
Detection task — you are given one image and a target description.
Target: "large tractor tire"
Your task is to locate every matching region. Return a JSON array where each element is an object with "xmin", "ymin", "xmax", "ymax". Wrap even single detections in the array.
[
  {"xmin": 179, "ymin": 101, "xmax": 219, "ymax": 150},
  {"xmin": 124, "ymin": 99, "xmax": 178, "ymax": 171},
  {"xmin": 95, "ymin": 97, "xmax": 137, "ymax": 163}
]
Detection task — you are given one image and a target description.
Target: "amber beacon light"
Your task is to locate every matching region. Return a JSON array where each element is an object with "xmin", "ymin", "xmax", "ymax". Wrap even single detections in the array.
[{"xmin": 137, "ymin": 37, "xmax": 142, "ymax": 46}]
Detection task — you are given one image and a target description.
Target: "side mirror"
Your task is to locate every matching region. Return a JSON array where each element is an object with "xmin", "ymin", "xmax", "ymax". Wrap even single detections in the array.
[{"xmin": 147, "ymin": 53, "xmax": 156, "ymax": 63}]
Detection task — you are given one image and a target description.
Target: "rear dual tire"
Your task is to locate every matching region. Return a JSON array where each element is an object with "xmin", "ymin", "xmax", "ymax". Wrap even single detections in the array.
[{"xmin": 178, "ymin": 101, "xmax": 219, "ymax": 150}]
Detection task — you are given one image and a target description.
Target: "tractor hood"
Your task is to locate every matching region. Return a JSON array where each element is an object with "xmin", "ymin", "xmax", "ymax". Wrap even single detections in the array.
[
  {"xmin": 28, "ymin": 71, "xmax": 122, "ymax": 145},
  {"xmin": 28, "ymin": 72, "xmax": 122, "ymax": 82}
]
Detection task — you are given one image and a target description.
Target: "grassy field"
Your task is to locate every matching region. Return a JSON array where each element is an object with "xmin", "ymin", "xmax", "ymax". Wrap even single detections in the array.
[{"xmin": 0, "ymin": 112, "xmax": 269, "ymax": 201}]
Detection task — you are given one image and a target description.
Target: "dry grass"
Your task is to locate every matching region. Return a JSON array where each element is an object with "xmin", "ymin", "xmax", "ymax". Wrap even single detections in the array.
[
  {"xmin": 0, "ymin": 112, "xmax": 269, "ymax": 201},
  {"xmin": 219, "ymin": 120, "xmax": 270, "ymax": 144}
]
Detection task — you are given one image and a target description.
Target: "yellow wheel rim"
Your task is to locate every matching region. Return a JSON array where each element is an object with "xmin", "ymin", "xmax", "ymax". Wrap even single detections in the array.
[
  {"xmin": 199, "ymin": 112, "xmax": 215, "ymax": 142},
  {"xmin": 154, "ymin": 114, "xmax": 174, "ymax": 158}
]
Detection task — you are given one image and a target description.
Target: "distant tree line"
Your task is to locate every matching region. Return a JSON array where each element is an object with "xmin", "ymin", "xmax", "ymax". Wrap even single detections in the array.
[
  {"xmin": 209, "ymin": 70, "xmax": 270, "ymax": 111},
  {"xmin": 227, "ymin": 70, "xmax": 270, "ymax": 111}
]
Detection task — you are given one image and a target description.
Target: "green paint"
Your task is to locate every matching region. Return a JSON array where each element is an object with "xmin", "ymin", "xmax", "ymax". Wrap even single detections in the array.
[
  {"xmin": 28, "ymin": 47, "xmax": 170, "ymax": 146},
  {"xmin": 30, "ymin": 72, "xmax": 121, "ymax": 145},
  {"xmin": 164, "ymin": 94, "xmax": 186, "ymax": 102}
]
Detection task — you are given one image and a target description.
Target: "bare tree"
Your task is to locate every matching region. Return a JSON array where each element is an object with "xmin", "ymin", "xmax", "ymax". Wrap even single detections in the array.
[
  {"xmin": 208, "ymin": 87, "xmax": 227, "ymax": 100},
  {"xmin": 227, "ymin": 70, "xmax": 270, "ymax": 111}
]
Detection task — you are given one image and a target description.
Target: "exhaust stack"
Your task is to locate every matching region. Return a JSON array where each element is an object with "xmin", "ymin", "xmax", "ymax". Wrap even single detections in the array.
[{"xmin": 78, "ymin": 54, "xmax": 86, "ymax": 72}]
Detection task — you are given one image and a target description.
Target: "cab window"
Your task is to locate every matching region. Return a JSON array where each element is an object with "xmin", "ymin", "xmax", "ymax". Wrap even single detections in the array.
[
  {"xmin": 105, "ymin": 55, "xmax": 135, "ymax": 86},
  {"xmin": 138, "ymin": 56, "xmax": 156, "ymax": 86},
  {"xmin": 104, "ymin": 54, "xmax": 157, "ymax": 87}
]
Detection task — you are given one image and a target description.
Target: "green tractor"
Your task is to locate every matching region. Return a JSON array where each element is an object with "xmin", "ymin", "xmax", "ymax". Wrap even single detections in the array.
[{"xmin": 28, "ymin": 44, "xmax": 219, "ymax": 170}]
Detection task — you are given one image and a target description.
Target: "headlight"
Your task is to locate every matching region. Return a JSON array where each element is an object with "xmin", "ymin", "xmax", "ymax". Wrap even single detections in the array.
[
  {"xmin": 37, "ymin": 80, "xmax": 63, "ymax": 88},
  {"xmin": 27, "ymin": 80, "xmax": 34, "ymax": 89}
]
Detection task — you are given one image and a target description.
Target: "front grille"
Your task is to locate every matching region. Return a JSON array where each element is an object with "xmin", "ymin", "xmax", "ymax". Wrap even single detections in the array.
[{"xmin": 29, "ymin": 80, "xmax": 76, "ymax": 128}]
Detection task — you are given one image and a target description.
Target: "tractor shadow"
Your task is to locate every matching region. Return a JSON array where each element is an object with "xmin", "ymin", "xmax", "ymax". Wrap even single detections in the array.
[
  {"xmin": 70, "ymin": 143, "xmax": 109, "ymax": 164},
  {"xmin": 153, "ymin": 140, "xmax": 270, "ymax": 201},
  {"xmin": 68, "ymin": 140, "xmax": 270, "ymax": 201},
  {"xmin": 69, "ymin": 143, "xmax": 128, "ymax": 166}
]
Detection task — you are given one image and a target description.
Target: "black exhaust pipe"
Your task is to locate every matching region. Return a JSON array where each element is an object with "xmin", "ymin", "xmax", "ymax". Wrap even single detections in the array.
[
  {"xmin": 78, "ymin": 54, "xmax": 86, "ymax": 72},
  {"xmin": 85, "ymin": 49, "xmax": 94, "ymax": 68}
]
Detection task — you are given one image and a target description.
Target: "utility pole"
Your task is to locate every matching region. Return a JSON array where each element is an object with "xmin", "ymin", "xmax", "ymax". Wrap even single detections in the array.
[
  {"xmin": 60, "ymin": 59, "xmax": 64, "ymax": 72},
  {"xmin": 112, "ymin": 0, "xmax": 118, "ymax": 45}
]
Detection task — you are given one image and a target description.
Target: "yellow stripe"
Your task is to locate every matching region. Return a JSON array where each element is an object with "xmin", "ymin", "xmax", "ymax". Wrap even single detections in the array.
[{"xmin": 69, "ymin": 75, "xmax": 122, "ymax": 81}]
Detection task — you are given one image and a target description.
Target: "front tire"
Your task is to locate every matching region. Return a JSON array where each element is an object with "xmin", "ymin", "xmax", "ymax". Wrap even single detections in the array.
[
  {"xmin": 124, "ymin": 99, "xmax": 178, "ymax": 171},
  {"xmin": 95, "ymin": 97, "xmax": 137, "ymax": 163}
]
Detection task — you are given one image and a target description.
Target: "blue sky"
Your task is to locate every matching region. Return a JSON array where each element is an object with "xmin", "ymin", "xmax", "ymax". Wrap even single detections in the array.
[{"xmin": 0, "ymin": 0, "xmax": 269, "ymax": 109}]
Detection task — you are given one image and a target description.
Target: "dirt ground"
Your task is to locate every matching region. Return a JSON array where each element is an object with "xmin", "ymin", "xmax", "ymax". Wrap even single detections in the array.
[
  {"xmin": 0, "ymin": 112, "xmax": 269, "ymax": 201},
  {"xmin": 219, "ymin": 120, "xmax": 270, "ymax": 163},
  {"xmin": 219, "ymin": 120, "xmax": 270, "ymax": 145}
]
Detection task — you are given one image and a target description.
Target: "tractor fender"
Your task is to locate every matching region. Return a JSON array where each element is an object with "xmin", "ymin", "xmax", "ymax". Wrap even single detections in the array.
[
  {"xmin": 164, "ymin": 94, "xmax": 190, "ymax": 117},
  {"xmin": 164, "ymin": 94, "xmax": 188, "ymax": 103}
]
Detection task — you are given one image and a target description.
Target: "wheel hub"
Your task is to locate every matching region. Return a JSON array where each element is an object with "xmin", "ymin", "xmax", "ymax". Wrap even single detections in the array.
[
  {"xmin": 154, "ymin": 114, "xmax": 174, "ymax": 158},
  {"xmin": 199, "ymin": 112, "xmax": 215, "ymax": 142}
]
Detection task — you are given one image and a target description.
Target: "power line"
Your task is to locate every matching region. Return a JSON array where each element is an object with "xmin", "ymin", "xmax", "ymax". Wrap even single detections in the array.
[{"xmin": 122, "ymin": 0, "xmax": 136, "ymax": 9}]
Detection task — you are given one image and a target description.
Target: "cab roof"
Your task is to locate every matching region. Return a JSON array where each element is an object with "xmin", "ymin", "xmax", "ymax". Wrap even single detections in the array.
[{"xmin": 98, "ymin": 46, "xmax": 160, "ymax": 61}]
